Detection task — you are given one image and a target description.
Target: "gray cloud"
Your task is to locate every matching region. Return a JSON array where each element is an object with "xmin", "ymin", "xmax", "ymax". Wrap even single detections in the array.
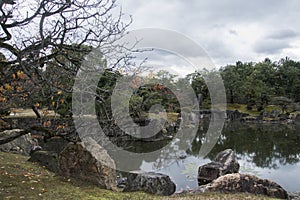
[
  {"xmin": 253, "ymin": 39, "xmax": 291, "ymax": 54},
  {"xmin": 229, "ymin": 30, "xmax": 238, "ymax": 36},
  {"xmin": 119, "ymin": 0, "xmax": 300, "ymax": 66},
  {"xmin": 267, "ymin": 29, "xmax": 298, "ymax": 40},
  {"xmin": 253, "ymin": 28, "xmax": 299, "ymax": 55}
]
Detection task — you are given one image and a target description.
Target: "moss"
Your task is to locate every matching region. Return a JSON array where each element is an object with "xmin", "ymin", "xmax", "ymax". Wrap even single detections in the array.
[
  {"xmin": 227, "ymin": 104, "xmax": 260, "ymax": 116},
  {"xmin": 263, "ymin": 105, "xmax": 282, "ymax": 112},
  {"xmin": 0, "ymin": 152, "xmax": 277, "ymax": 200}
]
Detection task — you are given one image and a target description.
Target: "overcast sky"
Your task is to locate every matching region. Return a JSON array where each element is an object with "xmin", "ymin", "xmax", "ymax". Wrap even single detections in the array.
[{"xmin": 118, "ymin": 0, "xmax": 300, "ymax": 67}]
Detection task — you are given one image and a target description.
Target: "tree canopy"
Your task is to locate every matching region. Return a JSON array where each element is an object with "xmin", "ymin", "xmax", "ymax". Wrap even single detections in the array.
[
  {"xmin": 219, "ymin": 57, "xmax": 300, "ymax": 110},
  {"xmin": 0, "ymin": 0, "xmax": 131, "ymax": 115}
]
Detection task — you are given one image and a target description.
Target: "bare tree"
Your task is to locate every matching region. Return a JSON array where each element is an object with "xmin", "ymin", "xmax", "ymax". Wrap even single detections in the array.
[{"xmin": 0, "ymin": 0, "xmax": 131, "ymax": 111}]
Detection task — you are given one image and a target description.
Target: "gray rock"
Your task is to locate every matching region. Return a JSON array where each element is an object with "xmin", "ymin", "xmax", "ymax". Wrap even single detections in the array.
[
  {"xmin": 29, "ymin": 145, "xmax": 42, "ymax": 156},
  {"xmin": 59, "ymin": 138, "xmax": 116, "ymax": 190},
  {"xmin": 0, "ymin": 129, "xmax": 28, "ymax": 145},
  {"xmin": 226, "ymin": 110, "xmax": 248, "ymax": 121},
  {"xmin": 270, "ymin": 110, "xmax": 281, "ymax": 118},
  {"xmin": 116, "ymin": 176, "xmax": 127, "ymax": 188},
  {"xmin": 198, "ymin": 173, "xmax": 288, "ymax": 199},
  {"xmin": 124, "ymin": 171, "xmax": 176, "ymax": 196},
  {"xmin": 198, "ymin": 162, "xmax": 224, "ymax": 185},
  {"xmin": 260, "ymin": 111, "xmax": 271, "ymax": 118},
  {"xmin": 28, "ymin": 150, "xmax": 59, "ymax": 173},
  {"xmin": 198, "ymin": 149, "xmax": 239, "ymax": 185},
  {"xmin": 288, "ymin": 192, "xmax": 300, "ymax": 200},
  {"xmin": 0, "ymin": 130, "xmax": 36, "ymax": 155},
  {"xmin": 295, "ymin": 114, "xmax": 300, "ymax": 125},
  {"xmin": 41, "ymin": 137, "xmax": 69, "ymax": 154},
  {"xmin": 279, "ymin": 114, "xmax": 288, "ymax": 120},
  {"xmin": 215, "ymin": 148, "xmax": 240, "ymax": 174}
]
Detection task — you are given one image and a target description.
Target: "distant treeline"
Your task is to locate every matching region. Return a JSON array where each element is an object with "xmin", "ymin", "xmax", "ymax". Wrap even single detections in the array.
[
  {"xmin": 219, "ymin": 57, "xmax": 300, "ymax": 109},
  {"xmin": 188, "ymin": 57, "xmax": 300, "ymax": 111}
]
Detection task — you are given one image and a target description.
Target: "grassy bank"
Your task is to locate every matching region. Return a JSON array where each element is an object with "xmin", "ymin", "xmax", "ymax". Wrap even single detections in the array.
[{"xmin": 0, "ymin": 151, "xmax": 278, "ymax": 200}]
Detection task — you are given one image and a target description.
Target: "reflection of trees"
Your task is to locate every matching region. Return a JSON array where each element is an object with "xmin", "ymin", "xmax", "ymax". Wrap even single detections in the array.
[
  {"xmin": 110, "ymin": 136, "xmax": 188, "ymax": 171},
  {"xmin": 189, "ymin": 122, "xmax": 300, "ymax": 169}
]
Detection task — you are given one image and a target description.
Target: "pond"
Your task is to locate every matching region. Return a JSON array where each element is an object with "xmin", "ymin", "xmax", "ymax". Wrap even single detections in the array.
[{"xmin": 117, "ymin": 121, "xmax": 300, "ymax": 192}]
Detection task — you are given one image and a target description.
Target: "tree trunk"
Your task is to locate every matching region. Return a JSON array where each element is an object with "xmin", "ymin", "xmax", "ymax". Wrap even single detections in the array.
[{"xmin": 31, "ymin": 105, "xmax": 41, "ymax": 118}]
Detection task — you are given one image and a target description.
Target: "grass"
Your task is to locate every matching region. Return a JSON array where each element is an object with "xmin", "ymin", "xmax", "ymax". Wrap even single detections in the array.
[
  {"xmin": 0, "ymin": 151, "xmax": 153, "ymax": 200},
  {"xmin": 0, "ymin": 151, "xmax": 279, "ymax": 200}
]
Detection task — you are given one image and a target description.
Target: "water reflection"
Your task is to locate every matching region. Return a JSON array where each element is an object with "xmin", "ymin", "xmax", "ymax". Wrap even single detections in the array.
[
  {"xmin": 126, "ymin": 122, "xmax": 300, "ymax": 192},
  {"xmin": 199, "ymin": 122, "xmax": 300, "ymax": 169}
]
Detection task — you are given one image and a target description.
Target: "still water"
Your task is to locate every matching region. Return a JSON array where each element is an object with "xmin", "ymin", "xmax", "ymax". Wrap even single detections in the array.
[{"xmin": 120, "ymin": 122, "xmax": 300, "ymax": 192}]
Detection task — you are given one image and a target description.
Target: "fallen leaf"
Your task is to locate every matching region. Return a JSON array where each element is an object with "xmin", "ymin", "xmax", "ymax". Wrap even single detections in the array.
[{"xmin": 41, "ymin": 188, "xmax": 47, "ymax": 193}]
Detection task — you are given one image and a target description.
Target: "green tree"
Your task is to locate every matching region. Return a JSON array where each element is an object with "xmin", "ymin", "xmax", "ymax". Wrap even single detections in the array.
[
  {"xmin": 186, "ymin": 71, "xmax": 209, "ymax": 107},
  {"xmin": 275, "ymin": 58, "xmax": 300, "ymax": 101},
  {"xmin": 96, "ymin": 69, "xmax": 122, "ymax": 121},
  {"xmin": 219, "ymin": 62, "xmax": 255, "ymax": 104}
]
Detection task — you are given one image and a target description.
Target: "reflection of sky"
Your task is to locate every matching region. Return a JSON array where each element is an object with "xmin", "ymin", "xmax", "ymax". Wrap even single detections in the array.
[
  {"xmin": 138, "ymin": 153, "xmax": 300, "ymax": 192},
  {"xmin": 139, "ymin": 156, "xmax": 210, "ymax": 192}
]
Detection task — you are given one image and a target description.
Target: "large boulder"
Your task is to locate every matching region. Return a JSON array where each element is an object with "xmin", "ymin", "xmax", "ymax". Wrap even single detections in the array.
[
  {"xmin": 59, "ymin": 138, "xmax": 116, "ymax": 190},
  {"xmin": 123, "ymin": 171, "xmax": 176, "ymax": 196},
  {"xmin": 0, "ymin": 130, "xmax": 37, "ymax": 155},
  {"xmin": 28, "ymin": 150, "xmax": 59, "ymax": 173},
  {"xmin": 198, "ymin": 149, "xmax": 239, "ymax": 185},
  {"xmin": 198, "ymin": 173, "xmax": 288, "ymax": 199},
  {"xmin": 198, "ymin": 162, "xmax": 224, "ymax": 185}
]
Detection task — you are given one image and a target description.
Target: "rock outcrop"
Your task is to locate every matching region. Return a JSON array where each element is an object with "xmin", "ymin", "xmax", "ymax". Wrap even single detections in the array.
[
  {"xmin": 0, "ymin": 130, "xmax": 37, "ymax": 155},
  {"xmin": 28, "ymin": 150, "xmax": 59, "ymax": 173},
  {"xmin": 198, "ymin": 173, "xmax": 288, "ymax": 199},
  {"xmin": 59, "ymin": 138, "xmax": 116, "ymax": 190},
  {"xmin": 198, "ymin": 149, "xmax": 239, "ymax": 185},
  {"xmin": 124, "ymin": 171, "xmax": 176, "ymax": 196},
  {"xmin": 196, "ymin": 149, "xmax": 288, "ymax": 199},
  {"xmin": 0, "ymin": 129, "xmax": 28, "ymax": 145}
]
